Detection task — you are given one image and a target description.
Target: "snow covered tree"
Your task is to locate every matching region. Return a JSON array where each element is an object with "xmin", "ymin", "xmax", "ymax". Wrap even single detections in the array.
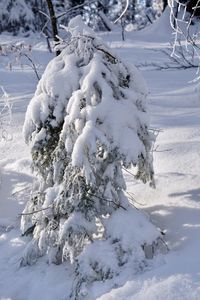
[
  {"xmin": 0, "ymin": 0, "xmax": 35, "ymax": 35},
  {"xmin": 21, "ymin": 16, "xmax": 164, "ymax": 299}
]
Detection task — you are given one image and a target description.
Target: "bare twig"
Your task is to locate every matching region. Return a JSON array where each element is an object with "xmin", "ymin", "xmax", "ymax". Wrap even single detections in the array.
[
  {"xmin": 114, "ymin": 0, "xmax": 129, "ymax": 24},
  {"xmin": 168, "ymin": 0, "xmax": 200, "ymax": 76},
  {"xmin": 122, "ymin": 167, "xmax": 136, "ymax": 178},
  {"xmin": 125, "ymin": 190, "xmax": 147, "ymax": 207},
  {"xmin": 96, "ymin": 46, "xmax": 117, "ymax": 61},
  {"xmin": 136, "ymin": 41, "xmax": 199, "ymax": 71},
  {"xmin": 152, "ymin": 145, "xmax": 172, "ymax": 153},
  {"xmin": 19, "ymin": 205, "xmax": 52, "ymax": 216},
  {"xmin": 12, "ymin": 186, "xmax": 30, "ymax": 196},
  {"xmin": 146, "ymin": 13, "xmax": 153, "ymax": 24},
  {"xmin": 23, "ymin": 53, "xmax": 40, "ymax": 81},
  {"xmin": 38, "ymin": 9, "xmax": 50, "ymax": 20}
]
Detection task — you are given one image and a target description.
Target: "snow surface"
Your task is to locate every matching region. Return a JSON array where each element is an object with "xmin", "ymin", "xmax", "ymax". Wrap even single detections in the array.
[{"xmin": 1, "ymin": 12, "xmax": 200, "ymax": 300}]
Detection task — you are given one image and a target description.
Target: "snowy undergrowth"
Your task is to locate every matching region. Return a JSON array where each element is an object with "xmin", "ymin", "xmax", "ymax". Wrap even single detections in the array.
[{"xmin": 0, "ymin": 14, "xmax": 200, "ymax": 300}]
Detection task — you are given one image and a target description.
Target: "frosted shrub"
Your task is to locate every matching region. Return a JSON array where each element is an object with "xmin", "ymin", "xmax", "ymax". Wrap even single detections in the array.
[
  {"xmin": 21, "ymin": 16, "xmax": 163, "ymax": 298},
  {"xmin": 0, "ymin": 42, "xmax": 40, "ymax": 81}
]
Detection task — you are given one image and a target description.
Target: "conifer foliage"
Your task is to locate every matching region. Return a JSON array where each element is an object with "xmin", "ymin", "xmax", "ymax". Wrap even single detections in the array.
[{"xmin": 21, "ymin": 16, "xmax": 162, "ymax": 298}]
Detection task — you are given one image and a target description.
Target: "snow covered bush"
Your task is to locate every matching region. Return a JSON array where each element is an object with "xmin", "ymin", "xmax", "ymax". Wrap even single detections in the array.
[{"xmin": 21, "ymin": 16, "xmax": 163, "ymax": 298}]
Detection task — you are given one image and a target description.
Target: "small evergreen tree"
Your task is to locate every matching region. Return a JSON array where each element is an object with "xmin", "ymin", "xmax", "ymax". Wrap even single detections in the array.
[{"xmin": 21, "ymin": 16, "xmax": 163, "ymax": 299}]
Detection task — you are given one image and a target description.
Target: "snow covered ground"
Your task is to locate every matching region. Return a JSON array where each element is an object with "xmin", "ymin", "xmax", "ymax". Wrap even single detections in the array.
[{"xmin": 1, "ymin": 13, "xmax": 200, "ymax": 300}]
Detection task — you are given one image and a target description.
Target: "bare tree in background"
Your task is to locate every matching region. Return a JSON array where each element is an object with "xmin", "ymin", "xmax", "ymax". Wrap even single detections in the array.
[
  {"xmin": 168, "ymin": 0, "xmax": 200, "ymax": 79},
  {"xmin": 162, "ymin": 0, "xmax": 168, "ymax": 11}
]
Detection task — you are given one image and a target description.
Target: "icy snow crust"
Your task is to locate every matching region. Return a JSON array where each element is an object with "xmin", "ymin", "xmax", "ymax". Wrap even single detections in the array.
[{"xmin": 0, "ymin": 13, "xmax": 200, "ymax": 300}]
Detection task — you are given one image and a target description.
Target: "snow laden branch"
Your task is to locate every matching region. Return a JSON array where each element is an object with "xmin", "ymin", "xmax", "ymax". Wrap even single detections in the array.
[{"xmin": 21, "ymin": 16, "xmax": 165, "ymax": 299}]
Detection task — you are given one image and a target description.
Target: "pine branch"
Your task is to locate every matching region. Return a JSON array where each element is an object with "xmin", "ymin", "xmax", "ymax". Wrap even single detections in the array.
[
  {"xmin": 96, "ymin": 46, "xmax": 117, "ymax": 62},
  {"xmin": 87, "ymin": 192, "xmax": 127, "ymax": 211}
]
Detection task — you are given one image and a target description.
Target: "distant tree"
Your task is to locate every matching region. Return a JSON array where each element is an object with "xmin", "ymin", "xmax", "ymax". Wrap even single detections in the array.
[
  {"xmin": 0, "ymin": 0, "xmax": 163, "ymax": 36},
  {"xmin": 21, "ymin": 16, "xmax": 162, "ymax": 299},
  {"xmin": 112, "ymin": 0, "xmax": 162, "ymax": 32},
  {"xmin": 162, "ymin": 0, "xmax": 168, "ymax": 11},
  {"xmin": 0, "ymin": 0, "xmax": 35, "ymax": 35}
]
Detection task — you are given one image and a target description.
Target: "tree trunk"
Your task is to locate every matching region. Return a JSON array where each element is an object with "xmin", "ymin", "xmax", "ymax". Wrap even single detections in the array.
[
  {"xmin": 45, "ymin": 0, "xmax": 60, "ymax": 56},
  {"xmin": 162, "ymin": 0, "xmax": 168, "ymax": 11}
]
